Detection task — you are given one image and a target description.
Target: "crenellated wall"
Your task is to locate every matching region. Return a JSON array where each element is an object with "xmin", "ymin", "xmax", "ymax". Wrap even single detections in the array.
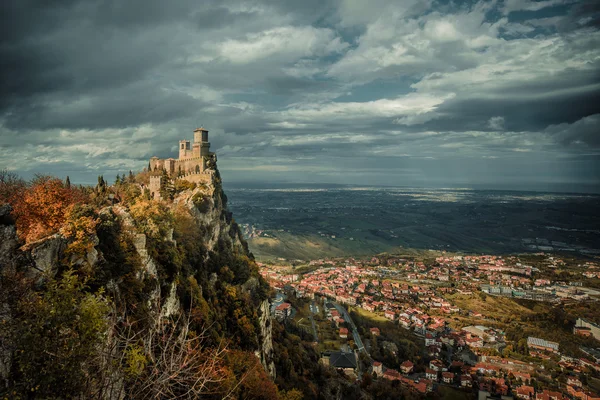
[
  {"xmin": 150, "ymin": 155, "xmax": 217, "ymax": 178},
  {"xmin": 176, "ymin": 171, "xmax": 213, "ymax": 185}
]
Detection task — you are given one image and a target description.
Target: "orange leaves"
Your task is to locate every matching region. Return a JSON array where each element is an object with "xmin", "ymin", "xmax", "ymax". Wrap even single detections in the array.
[
  {"xmin": 223, "ymin": 350, "xmax": 280, "ymax": 399},
  {"xmin": 60, "ymin": 204, "xmax": 99, "ymax": 260},
  {"xmin": 12, "ymin": 177, "xmax": 86, "ymax": 243}
]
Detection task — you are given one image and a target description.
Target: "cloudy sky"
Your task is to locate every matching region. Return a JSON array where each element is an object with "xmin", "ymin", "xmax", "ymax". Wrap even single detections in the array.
[{"xmin": 1, "ymin": 0, "xmax": 599, "ymax": 191}]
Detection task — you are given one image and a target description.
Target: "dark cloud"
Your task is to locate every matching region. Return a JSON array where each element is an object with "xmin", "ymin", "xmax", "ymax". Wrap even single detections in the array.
[
  {"xmin": 420, "ymin": 83, "xmax": 600, "ymax": 133},
  {"xmin": 0, "ymin": 0, "xmax": 599, "ymax": 190}
]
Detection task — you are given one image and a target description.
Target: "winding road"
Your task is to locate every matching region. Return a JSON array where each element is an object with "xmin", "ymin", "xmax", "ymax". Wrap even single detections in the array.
[{"xmin": 331, "ymin": 302, "xmax": 367, "ymax": 354}]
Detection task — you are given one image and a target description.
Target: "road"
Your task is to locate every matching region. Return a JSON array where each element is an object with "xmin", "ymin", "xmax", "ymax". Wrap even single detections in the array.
[
  {"xmin": 331, "ymin": 302, "xmax": 367, "ymax": 354},
  {"xmin": 308, "ymin": 301, "xmax": 319, "ymax": 342}
]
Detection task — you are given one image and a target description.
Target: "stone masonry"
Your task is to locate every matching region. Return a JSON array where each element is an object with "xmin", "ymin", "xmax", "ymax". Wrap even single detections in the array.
[{"xmin": 148, "ymin": 127, "xmax": 217, "ymax": 199}]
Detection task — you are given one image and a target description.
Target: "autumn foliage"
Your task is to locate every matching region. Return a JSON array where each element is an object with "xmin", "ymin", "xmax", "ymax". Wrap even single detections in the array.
[{"xmin": 11, "ymin": 176, "xmax": 86, "ymax": 243}]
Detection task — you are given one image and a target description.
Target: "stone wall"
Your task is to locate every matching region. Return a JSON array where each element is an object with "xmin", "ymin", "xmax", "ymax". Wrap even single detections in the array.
[
  {"xmin": 177, "ymin": 172, "xmax": 213, "ymax": 186},
  {"xmin": 150, "ymin": 156, "xmax": 210, "ymax": 177},
  {"xmin": 149, "ymin": 176, "xmax": 162, "ymax": 199}
]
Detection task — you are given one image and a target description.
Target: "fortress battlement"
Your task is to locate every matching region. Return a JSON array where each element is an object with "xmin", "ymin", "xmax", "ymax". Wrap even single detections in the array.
[{"xmin": 148, "ymin": 127, "xmax": 217, "ymax": 199}]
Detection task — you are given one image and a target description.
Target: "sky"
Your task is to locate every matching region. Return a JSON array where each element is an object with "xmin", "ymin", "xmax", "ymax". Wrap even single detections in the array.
[{"xmin": 1, "ymin": 0, "xmax": 599, "ymax": 192}]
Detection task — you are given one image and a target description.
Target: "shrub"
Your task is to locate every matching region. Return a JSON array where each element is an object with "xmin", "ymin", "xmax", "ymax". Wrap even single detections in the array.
[
  {"xmin": 191, "ymin": 192, "xmax": 211, "ymax": 213},
  {"xmin": 174, "ymin": 179, "xmax": 196, "ymax": 193},
  {"xmin": 12, "ymin": 176, "xmax": 86, "ymax": 243},
  {"xmin": 60, "ymin": 203, "xmax": 99, "ymax": 262},
  {"xmin": 11, "ymin": 270, "xmax": 110, "ymax": 398},
  {"xmin": 129, "ymin": 200, "xmax": 173, "ymax": 238}
]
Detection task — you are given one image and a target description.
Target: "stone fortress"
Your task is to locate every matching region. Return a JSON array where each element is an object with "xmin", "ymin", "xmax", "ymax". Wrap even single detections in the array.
[{"xmin": 148, "ymin": 127, "xmax": 217, "ymax": 199}]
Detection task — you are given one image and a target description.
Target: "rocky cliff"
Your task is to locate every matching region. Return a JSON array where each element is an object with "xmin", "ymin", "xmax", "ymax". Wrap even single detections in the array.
[{"xmin": 0, "ymin": 169, "xmax": 276, "ymax": 398}]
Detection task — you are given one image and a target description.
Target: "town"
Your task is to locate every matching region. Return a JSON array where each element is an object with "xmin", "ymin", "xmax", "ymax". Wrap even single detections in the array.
[{"xmin": 260, "ymin": 253, "xmax": 600, "ymax": 399}]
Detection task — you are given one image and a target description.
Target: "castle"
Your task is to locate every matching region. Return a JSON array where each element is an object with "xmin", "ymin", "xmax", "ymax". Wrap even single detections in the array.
[{"xmin": 148, "ymin": 127, "xmax": 217, "ymax": 199}]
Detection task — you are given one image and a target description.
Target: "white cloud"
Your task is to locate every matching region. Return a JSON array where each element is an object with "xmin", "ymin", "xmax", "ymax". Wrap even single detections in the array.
[
  {"xmin": 502, "ymin": 0, "xmax": 575, "ymax": 14},
  {"xmin": 215, "ymin": 26, "xmax": 348, "ymax": 64},
  {"xmin": 277, "ymin": 93, "xmax": 453, "ymax": 123},
  {"xmin": 327, "ymin": 3, "xmax": 502, "ymax": 83},
  {"xmin": 488, "ymin": 116, "xmax": 505, "ymax": 130}
]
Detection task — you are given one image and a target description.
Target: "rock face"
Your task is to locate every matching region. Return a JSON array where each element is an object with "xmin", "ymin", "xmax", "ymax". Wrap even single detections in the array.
[
  {"xmin": 176, "ymin": 177, "xmax": 276, "ymax": 378},
  {"xmin": 177, "ymin": 183, "xmax": 247, "ymax": 257},
  {"xmin": 0, "ymin": 205, "xmax": 18, "ymax": 386},
  {"xmin": 0, "ymin": 205, "xmax": 21, "ymax": 273},
  {"xmin": 28, "ymin": 234, "xmax": 65, "ymax": 277},
  {"xmin": 0, "ymin": 168, "xmax": 276, "ymax": 387},
  {"xmin": 131, "ymin": 233, "xmax": 158, "ymax": 277},
  {"xmin": 257, "ymin": 299, "xmax": 276, "ymax": 378}
]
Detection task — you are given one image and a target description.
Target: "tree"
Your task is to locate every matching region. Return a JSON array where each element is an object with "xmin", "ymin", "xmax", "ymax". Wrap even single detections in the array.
[
  {"xmin": 0, "ymin": 168, "xmax": 26, "ymax": 204},
  {"xmin": 123, "ymin": 303, "xmax": 234, "ymax": 399},
  {"xmin": 97, "ymin": 175, "xmax": 106, "ymax": 193},
  {"xmin": 12, "ymin": 176, "xmax": 85, "ymax": 243},
  {"xmin": 11, "ymin": 270, "xmax": 110, "ymax": 398},
  {"xmin": 115, "ymin": 175, "xmax": 121, "ymax": 185},
  {"xmin": 65, "ymin": 175, "xmax": 71, "ymax": 188}
]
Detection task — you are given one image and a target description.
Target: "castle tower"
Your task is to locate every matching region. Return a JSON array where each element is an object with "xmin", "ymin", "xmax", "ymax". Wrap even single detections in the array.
[
  {"xmin": 193, "ymin": 127, "xmax": 209, "ymax": 143},
  {"xmin": 179, "ymin": 140, "xmax": 191, "ymax": 159},
  {"xmin": 193, "ymin": 127, "xmax": 210, "ymax": 157}
]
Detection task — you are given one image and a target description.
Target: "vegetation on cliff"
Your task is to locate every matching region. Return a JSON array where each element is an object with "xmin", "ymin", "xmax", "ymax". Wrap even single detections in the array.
[{"xmin": 0, "ymin": 169, "xmax": 281, "ymax": 399}]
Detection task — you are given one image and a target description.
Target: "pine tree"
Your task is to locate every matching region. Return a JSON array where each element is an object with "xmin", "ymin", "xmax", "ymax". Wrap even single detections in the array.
[
  {"xmin": 97, "ymin": 175, "xmax": 106, "ymax": 193},
  {"xmin": 65, "ymin": 176, "xmax": 71, "ymax": 188},
  {"xmin": 115, "ymin": 175, "xmax": 121, "ymax": 185}
]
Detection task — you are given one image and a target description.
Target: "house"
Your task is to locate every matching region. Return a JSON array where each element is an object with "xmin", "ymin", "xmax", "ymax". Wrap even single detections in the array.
[
  {"xmin": 492, "ymin": 378, "xmax": 509, "ymax": 396},
  {"xmin": 442, "ymin": 372, "xmax": 455, "ymax": 384},
  {"xmin": 527, "ymin": 337, "xmax": 559, "ymax": 353},
  {"xmin": 383, "ymin": 369, "xmax": 402, "ymax": 381},
  {"xmin": 370, "ymin": 327, "xmax": 380, "ymax": 336},
  {"xmin": 425, "ymin": 368, "xmax": 438, "ymax": 381},
  {"xmin": 513, "ymin": 372, "xmax": 531, "ymax": 383},
  {"xmin": 466, "ymin": 337, "xmax": 483, "ymax": 347},
  {"xmin": 461, "ymin": 375, "xmax": 473, "ymax": 388},
  {"xmin": 567, "ymin": 385, "xmax": 600, "ymax": 400},
  {"xmin": 425, "ymin": 333, "xmax": 437, "ymax": 346},
  {"xmin": 536, "ymin": 390, "xmax": 564, "ymax": 400},
  {"xmin": 339, "ymin": 327, "xmax": 349, "ymax": 339},
  {"xmin": 429, "ymin": 359, "xmax": 445, "ymax": 371},
  {"xmin": 275, "ymin": 303, "xmax": 292, "ymax": 319},
  {"xmin": 412, "ymin": 381, "xmax": 428, "ymax": 394},
  {"xmin": 515, "ymin": 386, "xmax": 535, "ymax": 400},
  {"xmin": 321, "ymin": 351, "xmax": 357, "ymax": 375},
  {"xmin": 574, "ymin": 326, "xmax": 592, "ymax": 337},
  {"xmin": 567, "ymin": 375, "xmax": 582, "ymax": 388},
  {"xmin": 400, "ymin": 360, "xmax": 414, "ymax": 374},
  {"xmin": 384, "ymin": 310, "xmax": 396, "ymax": 320},
  {"xmin": 372, "ymin": 361, "xmax": 383, "ymax": 376},
  {"xmin": 420, "ymin": 378, "xmax": 434, "ymax": 392},
  {"xmin": 399, "ymin": 317, "xmax": 411, "ymax": 328},
  {"xmin": 475, "ymin": 363, "xmax": 500, "ymax": 375}
]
